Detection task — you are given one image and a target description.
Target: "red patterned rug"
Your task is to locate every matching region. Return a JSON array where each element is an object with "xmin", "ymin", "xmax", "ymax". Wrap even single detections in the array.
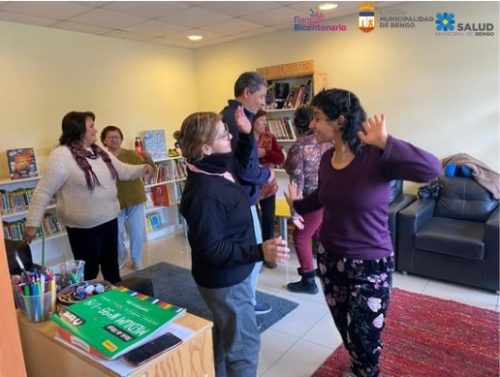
[{"xmin": 313, "ymin": 288, "xmax": 499, "ymax": 377}]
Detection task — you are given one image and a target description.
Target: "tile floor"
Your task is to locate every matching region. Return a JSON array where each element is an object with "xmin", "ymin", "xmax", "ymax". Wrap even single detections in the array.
[{"xmin": 122, "ymin": 232, "xmax": 500, "ymax": 377}]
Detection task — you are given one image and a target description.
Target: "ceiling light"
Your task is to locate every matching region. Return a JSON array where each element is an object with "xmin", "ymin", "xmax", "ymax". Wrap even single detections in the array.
[
  {"xmin": 187, "ymin": 35, "xmax": 203, "ymax": 41},
  {"xmin": 318, "ymin": 3, "xmax": 338, "ymax": 11}
]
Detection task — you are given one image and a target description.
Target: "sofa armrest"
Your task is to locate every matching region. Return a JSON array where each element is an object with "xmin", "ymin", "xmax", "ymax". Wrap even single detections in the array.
[
  {"xmin": 396, "ymin": 199, "xmax": 436, "ymax": 272},
  {"xmin": 398, "ymin": 199, "xmax": 436, "ymax": 232},
  {"xmin": 485, "ymin": 207, "xmax": 499, "ymax": 262},
  {"xmin": 388, "ymin": 194, "xmax": 417, "ymax": 250},
  {"xmin": 390, "ymin": 193, "xmax": 417, "ymax": 214}
]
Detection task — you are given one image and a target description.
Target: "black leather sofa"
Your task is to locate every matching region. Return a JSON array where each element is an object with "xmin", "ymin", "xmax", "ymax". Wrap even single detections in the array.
[
  {"xmin": 397, "ymin": 176, "xmax": 499, "ymax": 292},
  {"xmin": 388, "ymin": 180, "xmax": 416, "ymax": 254}
]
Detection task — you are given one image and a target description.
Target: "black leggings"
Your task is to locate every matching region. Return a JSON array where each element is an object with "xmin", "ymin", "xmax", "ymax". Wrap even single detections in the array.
[{"xmin": 66, "ymin": 218, "xmax": 120, "ymax": 284}]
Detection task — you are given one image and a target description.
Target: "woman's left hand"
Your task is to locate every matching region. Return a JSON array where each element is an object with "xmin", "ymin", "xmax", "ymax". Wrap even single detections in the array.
[
  {"xmin": 357, "ymin": 113, "xmax": 388, "ymax": 150},
  {"xmin": 235, "ymin": 106, "xmax": 252, "ymax": 134},
  {"xmin": 143, "ymin": 164, "xmax": 153, "ymax": 176}
]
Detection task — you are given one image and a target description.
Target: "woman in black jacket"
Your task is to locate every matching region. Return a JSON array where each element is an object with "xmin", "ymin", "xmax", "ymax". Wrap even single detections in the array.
[{"xmin": 176, "ymin": 109, "xmax": 289, "ymax": 377}]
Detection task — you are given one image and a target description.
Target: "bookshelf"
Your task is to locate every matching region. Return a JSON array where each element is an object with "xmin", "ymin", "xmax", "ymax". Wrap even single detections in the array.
[
  {"xmin": 256, "ymin": 59, "xmax": 327, "ymax": 197},
  {"xmin": 143, "ymin": 156, "xmax": 187, "ymax": 241},
  {"xmin": 0, "ymin": 176, "xmax": 71, "ymax": 266}
]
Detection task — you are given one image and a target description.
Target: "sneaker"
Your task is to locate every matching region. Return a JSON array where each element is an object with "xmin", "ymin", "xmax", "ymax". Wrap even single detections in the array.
[
  {"xmin": 132, "ymin": 262, "xmax": 143, "ymax": 271},
  {"xmin": 118, "ymin": 259, "xmax": 126, "ymax": 269},
  {"xmin": 254, "ymin": 302, "xmax": 272, "ymax": 315}
]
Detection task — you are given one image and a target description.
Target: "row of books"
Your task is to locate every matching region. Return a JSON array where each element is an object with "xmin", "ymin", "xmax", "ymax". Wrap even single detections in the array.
[
  {"xmin": 145, "ymin": 181, "xmax": 185, "ymax": 209},
  {"xmin": 0, "ymin": 187, "xmax": 35, "ymax": 215},
  {"xmin": 266, "ymin": 80, "xmax": 312, "ymax": 110},
  {"xmin": 51, "ymin": 287, "xmax": 186, "ymax": 360},
  {"xmin": 145, "ymin": 159, "xmax": 187, "ymax": 185},
  {"xmin": 3, "ymin": 213, "xmax": 64, "ymax": 241},
  {"xmin": 267, "ymin": 118, "xmax": 296, "ymax": 141},
  {"xmin": 284, "ymin": 81, "xmax": 312, "ymax": 110}
]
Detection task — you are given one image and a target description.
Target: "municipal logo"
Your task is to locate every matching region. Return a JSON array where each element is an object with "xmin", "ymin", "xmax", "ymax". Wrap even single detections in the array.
[
  {"xmin": 435, "ymin": 12, "xmax": 455, "ymax": 31},
  {"xmin": 359, "ymin": 2, "xmax": 375, "ymax": 32}
]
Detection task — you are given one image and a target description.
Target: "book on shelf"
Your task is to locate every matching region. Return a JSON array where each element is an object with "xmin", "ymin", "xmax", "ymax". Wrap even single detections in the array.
[
  {"xmin": 3, "ymin": 213, "xmax": 63, "ymax": 241},
  {"xmin": 151, "ymin": 184, "xmax": 170, "ymax": 207},
  {"xmin": 51, "ymin": 287, "xmax": 186, "ymax": 360},
  {"xmin": 143, "ymin": 130, "xmax": 168, "ymax": 162},
  {"xmin": 146, "ymin": 212, "xmax": 162, "ymax": 231},
  {"xmin": 6, "ymin": 148, "xmax": 38, "ymax": 180}
]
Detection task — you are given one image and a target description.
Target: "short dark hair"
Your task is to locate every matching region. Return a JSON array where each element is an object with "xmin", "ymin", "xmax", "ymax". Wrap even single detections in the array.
[
  {"xmin": 100, "ymin": 125, "xmax": 123, "ymax": 145},
  {"xmin": 293, "ymin": 106, "xmax": 314, "ymax": 136},
  {"xmin": 59, "ymin": 111, "xmax": 95, "ymax": 146},
  {"xmin": 234, "ymin": 72, "xmax": 267, "ymax": 97},
  {"xmin": 311, "ymin": 89, "xmax": 367, "ymax": 155}
]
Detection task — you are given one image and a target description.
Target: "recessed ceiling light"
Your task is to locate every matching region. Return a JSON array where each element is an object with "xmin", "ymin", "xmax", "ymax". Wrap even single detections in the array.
[
  {"xmin": 187, "ymin": 35, "xmax": 203, "ymax": 41},
  {"xmin": 318, "ymin": 3, "xmax": 338, "ymax": 11}
]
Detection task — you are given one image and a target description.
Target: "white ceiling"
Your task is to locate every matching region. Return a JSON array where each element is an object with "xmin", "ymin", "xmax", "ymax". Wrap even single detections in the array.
[{"xmin": 0, "ymin": 1, "xmax": 392, "ymax": 49}]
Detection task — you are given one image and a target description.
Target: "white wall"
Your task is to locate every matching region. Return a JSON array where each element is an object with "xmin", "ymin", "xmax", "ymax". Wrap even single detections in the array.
[
  {"xmin": 0, "ymin": 21, "xmax": 198, "ymax": 176},
  {"xmin": 194, "ymin": 1, "xmax": 500, "ymax": 187}
]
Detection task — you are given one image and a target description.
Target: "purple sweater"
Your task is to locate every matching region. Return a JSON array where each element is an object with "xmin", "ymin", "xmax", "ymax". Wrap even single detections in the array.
[{"xmin": 294, "ymin": 135, "xmax": 441, "ymax": 260}]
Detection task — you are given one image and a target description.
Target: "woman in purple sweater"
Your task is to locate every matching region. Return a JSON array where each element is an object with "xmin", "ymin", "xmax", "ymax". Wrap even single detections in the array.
[{"xmin": 285, "ymin": 89, "xmax": 441, "ymax": 377}]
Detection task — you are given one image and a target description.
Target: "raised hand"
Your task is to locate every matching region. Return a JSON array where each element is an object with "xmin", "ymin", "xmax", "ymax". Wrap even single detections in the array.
[
  {"xmin": 284, "ymin": 181, "xmax": 302, "ymax": 208},
  {"xmin": 234, "ymin": 106, "xmax": 251, "ymax": 134},
  {"xmin": 357, "ymin": 113, "xmax": 388, "ymax": 150}
]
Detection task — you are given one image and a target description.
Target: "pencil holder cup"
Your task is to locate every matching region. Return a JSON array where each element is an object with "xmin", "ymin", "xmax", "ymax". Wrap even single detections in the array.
[
  {"xmin": 22, "ymin": 291, "xmax": 52, "ymax": 322},
  {"xmin": 51, "ymin": 260, "xmax": 85, "ymax": 291}
]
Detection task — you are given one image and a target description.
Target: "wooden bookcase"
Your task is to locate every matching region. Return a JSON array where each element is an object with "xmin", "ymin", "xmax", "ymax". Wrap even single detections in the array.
[{"xmin": 256, "ymin": 60, "xmax": 327, "ymax": 194}]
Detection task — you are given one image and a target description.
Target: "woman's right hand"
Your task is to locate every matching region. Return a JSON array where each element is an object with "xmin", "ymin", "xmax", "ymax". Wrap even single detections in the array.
[
  {"xmin": 23, "ymin": 226, "xmax": 37, "ymax": 243},
  {"xmin": 262, "ymin": 236, "xmax": 290, "ymax": 264}
]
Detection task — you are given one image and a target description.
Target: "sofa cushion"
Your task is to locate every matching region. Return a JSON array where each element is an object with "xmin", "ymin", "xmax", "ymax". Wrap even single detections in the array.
[
  {"xmin": 435, "ymin": 176, "xmax": 498, "ymax": 222},
  {"xmin": 415, "ymin": 217, "xmax": 485, "ymax": 260}
]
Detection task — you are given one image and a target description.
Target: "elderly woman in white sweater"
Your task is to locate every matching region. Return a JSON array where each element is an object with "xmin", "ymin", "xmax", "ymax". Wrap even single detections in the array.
[{"xmin": 24, "ymin": 111, "xmax": 152, "ymax": 283}]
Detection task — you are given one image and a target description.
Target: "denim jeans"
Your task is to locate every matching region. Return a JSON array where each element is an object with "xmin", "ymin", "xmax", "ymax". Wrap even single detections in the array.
[
  {"xmin": 250, "ymin": 205, "xmax": 262, "ymax": 306},
  {"xmin": 118, "ymin": 203, "xmax": 146, "ymax": 268}
]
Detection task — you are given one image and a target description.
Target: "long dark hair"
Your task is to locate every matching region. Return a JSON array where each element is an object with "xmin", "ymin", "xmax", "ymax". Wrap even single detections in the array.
[
  {"xmin": 59, "ymin": 111, "xmax": 95, "ymax": 146},
  {"xmin": 311, "ymin": 89, "xmax": 366, "ymax": 155}
]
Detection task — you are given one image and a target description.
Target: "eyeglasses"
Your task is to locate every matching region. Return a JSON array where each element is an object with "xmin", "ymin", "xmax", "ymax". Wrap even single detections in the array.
[{"xmin": 215, "ymin": 123, "xmax": 231, "ymax": 140}]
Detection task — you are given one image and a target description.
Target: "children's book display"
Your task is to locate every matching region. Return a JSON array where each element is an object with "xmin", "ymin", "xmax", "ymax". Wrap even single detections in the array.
[
  {"xmin": 6, "ymin": 148, "xmax": 38, "ymax": 179},
  {"xmin": 143, "ymin": 130, "xmax": 168, "ymax": 162},
  {"xmin": 51, "ymin": 287, "xmax": 186, "ymax": 360}
]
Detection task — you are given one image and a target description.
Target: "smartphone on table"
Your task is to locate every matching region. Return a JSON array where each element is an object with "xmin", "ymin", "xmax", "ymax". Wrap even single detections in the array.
[{"xmin": 123, "ymin": 332, "xmax": 182, "ymax": 366}]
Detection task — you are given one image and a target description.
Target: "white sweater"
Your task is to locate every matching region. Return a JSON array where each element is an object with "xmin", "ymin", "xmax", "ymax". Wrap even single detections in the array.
[{"xmin": 26, "ymin": 146, "xmax": 146, "ymax": 229}]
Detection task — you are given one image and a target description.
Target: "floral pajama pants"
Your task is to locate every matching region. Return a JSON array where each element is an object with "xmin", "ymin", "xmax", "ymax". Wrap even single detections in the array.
[{"xmin": 317, "ymin": 243, "xmax": 394, "ymax": 377}]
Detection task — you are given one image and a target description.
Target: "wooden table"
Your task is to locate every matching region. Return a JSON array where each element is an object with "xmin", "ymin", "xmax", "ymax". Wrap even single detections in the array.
[
  {"xmin": 18, "ymin": 311, "xmax": 214, "ymax": 377},
  {"xmin": 275, "ymin": 198, "xmax": 292, "ymax": 245}
]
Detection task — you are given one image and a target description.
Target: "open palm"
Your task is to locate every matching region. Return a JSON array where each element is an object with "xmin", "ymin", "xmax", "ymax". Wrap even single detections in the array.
[{"xmin": 357, "ymin": 114, "xmax": 388, "ymax": 150}]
